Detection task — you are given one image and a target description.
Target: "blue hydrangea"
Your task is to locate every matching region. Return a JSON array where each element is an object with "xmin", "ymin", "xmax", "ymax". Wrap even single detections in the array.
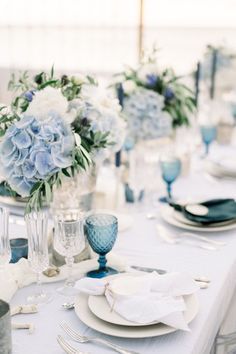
[
  {"xmin": 0, "ymin": 114, "xmax": 74, "ymax": 197},
  {"xmin": 123, "ymin": 87, "xmax": 172, "ymax": 142}
]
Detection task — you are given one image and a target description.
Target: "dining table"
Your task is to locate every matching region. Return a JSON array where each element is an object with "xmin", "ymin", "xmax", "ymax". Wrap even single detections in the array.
[{"xmin": 7, "ymin": 145, "xmax": 236, "ymax": 354}]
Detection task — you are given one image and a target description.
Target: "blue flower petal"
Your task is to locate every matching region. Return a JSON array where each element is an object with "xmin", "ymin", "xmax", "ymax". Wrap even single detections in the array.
[
  {"xmin": 22, "ymin": 159, "xmax": 36, "ymax": 178},
  {"xmin": 12, "ymin": 130, "xmax": 31, "ymax": 149},
  {"xmin": 35, "ymin": 151, "xmax": 54, "ymax": 176}
]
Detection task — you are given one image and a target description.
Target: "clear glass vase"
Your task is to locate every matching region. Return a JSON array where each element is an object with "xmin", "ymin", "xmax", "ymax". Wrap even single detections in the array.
[{"xmin": 51, "ymin": 166, "xmax": 97, "ymax": 211}]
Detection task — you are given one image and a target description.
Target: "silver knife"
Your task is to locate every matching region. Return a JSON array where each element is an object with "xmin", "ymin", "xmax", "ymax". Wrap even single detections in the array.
[{"xmin": 130, "ymin": 265, "xmax": 166, "ymax": 274}]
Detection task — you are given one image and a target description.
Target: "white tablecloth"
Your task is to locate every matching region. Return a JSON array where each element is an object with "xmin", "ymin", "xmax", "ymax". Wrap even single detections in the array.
[{"xmin": 9, "ymin": 147, "xmax": 236, "ymax": 354}]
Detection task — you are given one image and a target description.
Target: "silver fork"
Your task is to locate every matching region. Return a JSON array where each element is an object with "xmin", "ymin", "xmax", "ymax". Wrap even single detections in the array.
[
  {"xmin": 156, "ymin": 224, "xmax": 219, "ymax": 251},
  {"xmin": 60, "ymin": 322, "xmax": 140, "ymax": 354},
  {"xmin": 57, "ymin": 335, "xmax": 89, "ymax": 354}
]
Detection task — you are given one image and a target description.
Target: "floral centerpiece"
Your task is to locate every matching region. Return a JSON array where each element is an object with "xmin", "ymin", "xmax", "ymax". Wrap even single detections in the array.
[
  {"xmin": 114, "ymin": 51, "xmax": 196, "ymax": 145},
  {"xmin": 0, "ymin": 69, "xmax": 125, "ymax": 212}
]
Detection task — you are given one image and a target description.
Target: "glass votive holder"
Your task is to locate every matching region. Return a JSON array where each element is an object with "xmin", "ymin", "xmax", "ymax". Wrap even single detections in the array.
[{"xmin": 10, "ymin": 238, "xmax": 28, "ymax": 263}]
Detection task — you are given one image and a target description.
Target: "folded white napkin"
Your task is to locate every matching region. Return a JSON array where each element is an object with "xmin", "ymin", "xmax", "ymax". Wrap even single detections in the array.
[
  {"xmin": 75, "ymin": 272, "xmax": 199, "ymax": 331},
  {"xmin": 0, "ymin": 253, "xmax": 126, "ymax": 303}
]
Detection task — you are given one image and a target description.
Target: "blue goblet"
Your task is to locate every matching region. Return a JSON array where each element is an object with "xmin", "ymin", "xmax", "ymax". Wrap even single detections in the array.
[
  {"xmin": 85, "ymin": 214, "xmax": 118, "ymax": 278},
  {"xmin": 160, "ymin": 156, "xmax": 181, "ymax": 202},
  {"xmin": 200, "ymin": 125, "xmax": 217, "ymax": 156}
]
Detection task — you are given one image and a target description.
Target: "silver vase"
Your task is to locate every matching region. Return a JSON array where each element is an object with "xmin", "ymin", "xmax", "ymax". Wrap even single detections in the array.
[{"xmin": 0, "ymin": 299, "xmax": 12, "ymax": 354}]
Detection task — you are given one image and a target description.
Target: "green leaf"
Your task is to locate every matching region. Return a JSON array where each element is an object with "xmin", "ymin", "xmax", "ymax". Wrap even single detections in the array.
[
  {"xmin": 50, "ymin": 65, "xmax": 55, "ymax": 79},
  {"xmin": 45, "ymin": 182, "xmax": 52, "ymax": 203},
  {"xmin": 80, "ymin": 145, "xmax": 92, "ymax": 164},
  {"xmin": 39, "ymin": 80, "xmax": 58, "ymax": 90},
  {"xmin": 62, "ymin": 168, "xmax": 71, "ymax": 178},
  {"xmin": 30, "ymin": 181, "xmax": 42, "ymax": 194}
]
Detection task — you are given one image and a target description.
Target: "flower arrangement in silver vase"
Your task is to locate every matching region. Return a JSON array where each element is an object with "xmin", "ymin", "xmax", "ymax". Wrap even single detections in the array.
[{"xmin": 0, "ymin": 68, "xmax": 126, "ymax": 212}]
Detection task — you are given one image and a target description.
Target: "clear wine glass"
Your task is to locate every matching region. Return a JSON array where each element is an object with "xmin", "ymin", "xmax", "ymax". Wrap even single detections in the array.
[
  {"xmin": 25, "ymin": 210, "xmax": 51, "ymax": 304},
  {"xmin": 159, "ymin": 154, "xmax": 181, "ymax": 202},
  {"xmin": 0, "ymin": 207, "xmax": 10, "ymax": 267},
  {"xmin": 53, "ymin": 209, "xmax": 85, "ymax": 296}
]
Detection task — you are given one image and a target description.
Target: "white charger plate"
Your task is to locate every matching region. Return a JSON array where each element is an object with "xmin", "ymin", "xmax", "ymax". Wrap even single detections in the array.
[
  {"xmin": 160, "ymin": 205, "xmax": 236, "ymax": 233},
  {"xmin": 75, "ymin": 292, "xmax": 198, "ymax": 338}
]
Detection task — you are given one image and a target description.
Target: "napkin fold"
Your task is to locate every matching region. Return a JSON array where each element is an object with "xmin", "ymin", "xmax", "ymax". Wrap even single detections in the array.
[
  {"xmin": 75, "ymin": 272, "xmax": 199, "ymax": 331},
  {"xmin": 170, "ymin": 198, "xmax": 236, "ymax": 225},
  {"xmin": 0, "ymin": 253, "xmax": 126, "ymax": 302}
]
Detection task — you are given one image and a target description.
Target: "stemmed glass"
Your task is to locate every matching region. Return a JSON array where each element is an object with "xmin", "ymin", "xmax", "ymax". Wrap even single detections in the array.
[
  {"xmin": 159, "ymin": 154, "xmax": 181, "ymax": 202},
  {"xmin": 0, "ymin": 207, "xmax": 10, "ymax": 266},
  {"xmin": 200, "ymin": 125, "xmax": 217, "ymax": 156},
  {"xmin": 25, "ymin": 210, "xmax": 51, "ymax": 304},
  {"xmin": 85, "ymin": 214, "xmax": 118, "ymax": 278},
  {"xmin": 53, "ymin": 209, "xmax": 85, "ymax": 296}
]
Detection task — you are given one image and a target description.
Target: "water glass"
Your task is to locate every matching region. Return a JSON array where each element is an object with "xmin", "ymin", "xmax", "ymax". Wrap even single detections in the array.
[
  {"xmin": 160, "ymin": 155, "xmax": 181, "ymax": 202},
  {"xmin": 25, "ymin": 210, "xmax": 51, "ymax": 304},
  {"xmin": 10, "ymin": 238, "xmax": 28, "ymax": 263},
  {"xmin": 200, "ymin": 125, "xmax": 217, "ymax": 156},
  {"xmin": 54, "ymin": 209, "xmax": 85, "ymax": 296},
  {"xmin": 0, "ymin": 207, "xmax": 10, "ymax": 266},
  {"xmin": 85, "ymin": 214, "xmax": 118, "ymax": 278}
]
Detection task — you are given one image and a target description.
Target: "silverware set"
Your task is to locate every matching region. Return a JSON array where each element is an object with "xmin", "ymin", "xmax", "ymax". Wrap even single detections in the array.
[
  {"xmin": 58, "ymin": 322, "xmax": 140, "ymax": 354},
  {"xmin": 156, "ymin": 224, "xmax": 225, "ymax": 251}
]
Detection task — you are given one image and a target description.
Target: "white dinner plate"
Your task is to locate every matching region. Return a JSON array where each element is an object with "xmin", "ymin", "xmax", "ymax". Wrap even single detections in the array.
[
  {"xmin": 206, "ymin": 161, "xmax": 236, "ymax": 179},
  {"xmin": 75, "ymin": 291, "xmax": 199, "ymax": 338},
  {"xmin": 160, "ymin": 205, "xmax": 236, "ymax": 233},
  {"xmin": 88, "ymin": 293, "xmax": 195, "ymax": 327}
]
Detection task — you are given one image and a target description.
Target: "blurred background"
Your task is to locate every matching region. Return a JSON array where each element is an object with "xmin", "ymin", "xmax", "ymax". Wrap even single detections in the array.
[{"xmin": 0, "ymin": 0, "xmax": 236, "ymax": 102}]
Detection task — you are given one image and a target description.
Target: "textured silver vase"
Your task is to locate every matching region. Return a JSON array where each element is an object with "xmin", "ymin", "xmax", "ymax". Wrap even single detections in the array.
[{"xmin": 0, "ymin": 299, "xmax": 12, "ymax": 354}]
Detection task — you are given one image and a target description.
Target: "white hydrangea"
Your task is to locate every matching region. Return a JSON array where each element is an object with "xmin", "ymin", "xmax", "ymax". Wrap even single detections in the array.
[
  {"xmin": 25, "ymin": 86, "xmax": 72, "ymax": 123},
  {"xmin": 69, "ymin": 85, "xmax": 126, "ymax": 155},
  {"xmin": 80, "ymin": 85, "xmax": 121, "ymax": 113},
  {"xmin": 123, "ymin": 87, "xmax": 172, "ymax": 141}
]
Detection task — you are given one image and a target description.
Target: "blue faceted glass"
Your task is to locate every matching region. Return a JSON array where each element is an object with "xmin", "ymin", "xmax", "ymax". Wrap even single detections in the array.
[
  {"xmin": 200, "ymin": 125, "xmax": 217, "ymax": 155},
  {"xmin": 160, "ymin": 157, "xmax": 181, "ymax": 201},
  {"xmin": 85, "ymin": 214, "xmax": 118, "ymax": 278}
]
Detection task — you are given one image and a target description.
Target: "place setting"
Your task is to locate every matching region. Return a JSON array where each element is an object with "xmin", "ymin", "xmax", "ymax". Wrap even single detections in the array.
[{"xmin": 0, "ymin": 202, "xmax": 206, "ymax": 354}]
